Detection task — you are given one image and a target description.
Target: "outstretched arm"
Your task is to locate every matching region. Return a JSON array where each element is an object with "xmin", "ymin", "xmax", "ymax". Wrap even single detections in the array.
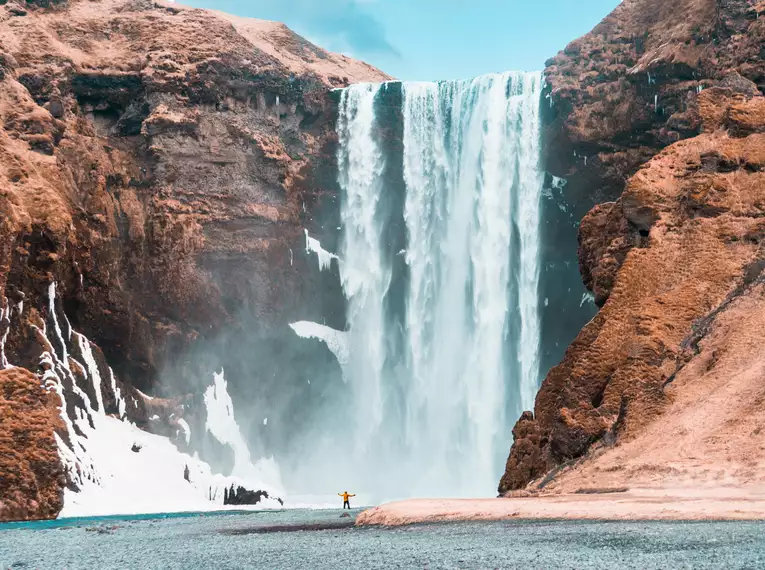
[
  {"xmin": 349, "ymin": 494, "xmax": 356, "ymax": 497},
  {"xmin": 338, "ymin": 493, "xmax": 343, "ymax": 496}
]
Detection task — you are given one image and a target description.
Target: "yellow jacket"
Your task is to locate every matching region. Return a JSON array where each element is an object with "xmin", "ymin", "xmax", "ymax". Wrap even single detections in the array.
[{"xmin": 339, "ymin": 492, "xmax": 355, "ymax": 501}]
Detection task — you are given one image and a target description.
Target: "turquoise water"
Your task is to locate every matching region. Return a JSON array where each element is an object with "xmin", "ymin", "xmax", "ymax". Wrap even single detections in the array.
[{"xmin": 2, "ymin": 510, "xmax": 765, "ymax": 569}]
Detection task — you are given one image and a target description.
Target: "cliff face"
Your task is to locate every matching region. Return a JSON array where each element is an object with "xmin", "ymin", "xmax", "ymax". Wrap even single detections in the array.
[
  {"xmin": 0, "ymin": 0, "xmax": 387, "ymax": 520},
  {"xmin": 0, "ymin": 368, "xmax": 64, "ymax": 521},
  {"xmin": 501, "ymin": 0, "xmax": 765, "ymax": 493},
  {"xmin": 543, "ymin": 0, "xmax": 765, "ymax": 210}
]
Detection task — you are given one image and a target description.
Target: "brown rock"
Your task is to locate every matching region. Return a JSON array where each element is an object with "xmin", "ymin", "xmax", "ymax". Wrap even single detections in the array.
[
  {"xmin": 543, "ymin": 0, "xmax": 765, "ymax": 220},
  {"xmin": 501, "ymin": 87, "xmax": 765, "ymax": 493},
  {"xmin": 0, "ymin": 0, "xmax": 388, "ymax": 395},
  {"xmin": 0, "ymin": 367, "xmax": 65, "ymax": 521},
  {"xmin": 0, "ymin": 0, "xmax": 389, "ymax": 520}
]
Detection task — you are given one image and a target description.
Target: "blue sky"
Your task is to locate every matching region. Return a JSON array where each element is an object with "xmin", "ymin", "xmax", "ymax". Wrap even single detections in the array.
[{"xmin": 186, "ymin": 0, "xmax": 621, "ymax": 81}]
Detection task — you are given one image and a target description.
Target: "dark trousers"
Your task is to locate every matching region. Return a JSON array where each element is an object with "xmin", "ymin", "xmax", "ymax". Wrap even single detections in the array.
[{"xmin": 343, "ymin": 500, "xmax": 350, "ymax": 509}]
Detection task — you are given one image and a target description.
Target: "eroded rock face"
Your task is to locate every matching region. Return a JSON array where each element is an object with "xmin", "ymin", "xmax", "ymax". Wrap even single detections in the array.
[
  {"xmin": 0, "ymin": 0, "xmax": 387, "ymax": 519},
  {"xmin": 544, "ymin": 0, "xmax": 765, "ymax": 207},
  {"xmin": 0, "ymin": 368, "xmax": 64, "ymax": 521},
  {"xmin": 538, "ymin": 1, "xmax": 765, "ymax": 373},
  {"xmin": 500, "ymin": 78, "xmax": 765, "ymax": 493},
  {"xmin": 0, "ymin": 0, "xmax": 388, "ymax": 390}
]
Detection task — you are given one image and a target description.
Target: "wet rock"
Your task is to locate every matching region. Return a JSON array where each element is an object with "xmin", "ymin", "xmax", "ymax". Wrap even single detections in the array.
[
  {"xmin": 223, "ymin": 485, "xmax": 283, "ymax": 506},
  {"xmin": 6, "ymin": 3, "xmax": 27, "ymax": 16}
]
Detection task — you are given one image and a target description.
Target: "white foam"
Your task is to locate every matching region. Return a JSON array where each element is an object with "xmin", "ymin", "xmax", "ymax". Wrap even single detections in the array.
[
  {"xmin": 58, "ymin": 413, "xmax": 282, "ymax": 518},
  {"xmin": 47, "ymin": 283, "xmax": 70, "ymax": 371}
]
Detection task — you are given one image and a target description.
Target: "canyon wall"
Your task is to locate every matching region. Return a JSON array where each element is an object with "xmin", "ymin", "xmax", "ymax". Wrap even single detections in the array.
[
  {"xmin": 0, "ymin": 0, "xmax": 387, "ymax": 520},
  {"xmin": 501, "ymin": 0, "xmax": 765, "ymax": 493}
]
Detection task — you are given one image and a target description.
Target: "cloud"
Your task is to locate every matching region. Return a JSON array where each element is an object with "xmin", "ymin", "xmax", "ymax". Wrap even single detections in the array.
[
  {"xmin": 308, "ymin": 1, "xmax": 399, "ymax": 56},
  {"xmin": 251, "ymin": 0, "xmax": 399, "ymax": 57}
]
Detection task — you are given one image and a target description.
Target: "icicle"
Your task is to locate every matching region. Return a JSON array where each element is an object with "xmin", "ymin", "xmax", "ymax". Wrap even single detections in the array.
[
  {"xmin": 289, "ymin": 321, "xmax": 349, "ymax": 376},
  {"xmin": 304, "ymin": 229, "xmax": 339, "ymax": 272},
  {"xmin": 177, "ymin": 418, "xmax": 191, "ymax": 445},
  {"xmin": 109, "ymin": 367, "xmax": 126, "ymax": 419},
  {"xmin": 47, "ymin": 283, "xmax": 70, "ymax": 371},
  {"xmin": 75, "ymin": 333, "xmax": 105, "ymax": 414}
]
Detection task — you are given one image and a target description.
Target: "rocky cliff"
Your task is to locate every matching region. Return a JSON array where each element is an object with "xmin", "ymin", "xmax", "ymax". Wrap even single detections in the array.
[
  {"xmin": 501, "ymin": 0, "xmax": 765, "ymax": 494},
  {"xmin": 0, "ymin": 0, "xmax": 387, "ymax": 520}
]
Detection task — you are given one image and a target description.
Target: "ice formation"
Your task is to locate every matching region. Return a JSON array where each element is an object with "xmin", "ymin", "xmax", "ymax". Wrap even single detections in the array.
[
  {"xmin": 289, "ymin": 321, "xmax": 349, "ymax": 378},
  {"xmin": 0, "ymin": 299, "xmax": 10, "ymax": 370},
  {"xmin": 304, "ymin": 229, "xmax": 339, "ymax": 272},
  {"xmin": 203, "ymin": 370, "xmax": 282, "ymax": 486},
  {"xmin": 14, "ymin": 283, "xmax": 283, "ymax": 518}
]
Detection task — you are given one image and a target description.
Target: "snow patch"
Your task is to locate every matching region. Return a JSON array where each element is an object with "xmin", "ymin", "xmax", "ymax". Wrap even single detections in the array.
[
  {"xmin": 109, "ymin": 368, "xmax": 126, "ymax": 419},
  {"xmin": 580, "ymin": 291, "xmax": 596, "ymax": 307},
  {"xmin": 204, "ymin": 370, "xmax": 283, "ymax": 487},
  {"xmin": 551, "ymin": 175, "xmax": 567, "ymax": 190},
  {"xmin": 39, "ymin": 282, "xmax": 282, "ymax": 518},
  {"xmin": 0, "ymin": 300, "xmax": 10, "ymax": 369},
  {"xmin": 75, "ymin": 333, "xmax": 105, "ymax": 413},
  {"xmin": 177, "ymin": 418, "xmax": 191, "ymax": 445},
  {"xmin": 289, "ymin": 321, "xmax": 349, "ymax": 378}
]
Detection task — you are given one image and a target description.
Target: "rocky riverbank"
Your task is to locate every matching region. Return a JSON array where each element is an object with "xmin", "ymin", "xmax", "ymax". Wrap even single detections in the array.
[{"xmin": 357, "ymin": 487, "xmax": 765, "ymax": 526}]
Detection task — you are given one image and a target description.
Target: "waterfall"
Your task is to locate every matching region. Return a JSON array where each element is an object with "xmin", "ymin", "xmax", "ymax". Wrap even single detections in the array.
[
  {"xmin": 336, "ymin": 83, "xmax": 390, "ymax": 452},
  {"xmin": 295, "ymin": 72, "xmax": 543, "ymax": 499}
]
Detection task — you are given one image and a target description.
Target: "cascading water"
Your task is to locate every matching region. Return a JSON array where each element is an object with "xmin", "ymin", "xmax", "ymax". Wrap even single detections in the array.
[
  {"xmin": 294, "ymin": 72, "xmax": 544, "ymax": 499},
  {"xmin": 336, "ymin": 83, "xmax": 390, "ymax": 453}
]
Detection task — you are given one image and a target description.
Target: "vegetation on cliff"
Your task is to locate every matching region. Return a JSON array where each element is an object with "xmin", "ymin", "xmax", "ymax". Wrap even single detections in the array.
[{"xmin": 501, "ymin": 0, "xmax": 765, "ymax": 494}]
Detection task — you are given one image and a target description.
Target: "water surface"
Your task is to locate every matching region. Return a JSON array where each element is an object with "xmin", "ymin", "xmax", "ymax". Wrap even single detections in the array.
[{"xmin": 2, "ymin": 510, "xmax": 764, "ymax": 569}]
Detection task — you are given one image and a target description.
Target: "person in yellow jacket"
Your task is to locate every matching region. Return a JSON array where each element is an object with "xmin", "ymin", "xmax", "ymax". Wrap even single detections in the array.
[{"xmin": 338, "ymin": 491, "xmax": 355, "ymax": 509}]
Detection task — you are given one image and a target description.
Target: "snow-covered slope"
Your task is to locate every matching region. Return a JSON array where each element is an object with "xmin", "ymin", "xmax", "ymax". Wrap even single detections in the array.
[{"xmin": 21, "ymin": 284, "xmax": 284, "ymax": 518}]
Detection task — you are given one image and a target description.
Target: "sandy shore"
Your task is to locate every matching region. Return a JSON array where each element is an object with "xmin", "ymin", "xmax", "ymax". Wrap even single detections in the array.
[{"xmin": 356, "ymin": 488, "xmax": 765, "ymax": 526}]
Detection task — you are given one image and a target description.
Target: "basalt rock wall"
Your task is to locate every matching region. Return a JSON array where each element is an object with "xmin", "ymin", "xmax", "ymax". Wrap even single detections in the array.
[
  {"xmin": 501, "ymin": 0, "xmax": 765, "ymax": 493},
  {"xmin": 0, "ymin": 0, "xmax": 388, "ymax": 519}
]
